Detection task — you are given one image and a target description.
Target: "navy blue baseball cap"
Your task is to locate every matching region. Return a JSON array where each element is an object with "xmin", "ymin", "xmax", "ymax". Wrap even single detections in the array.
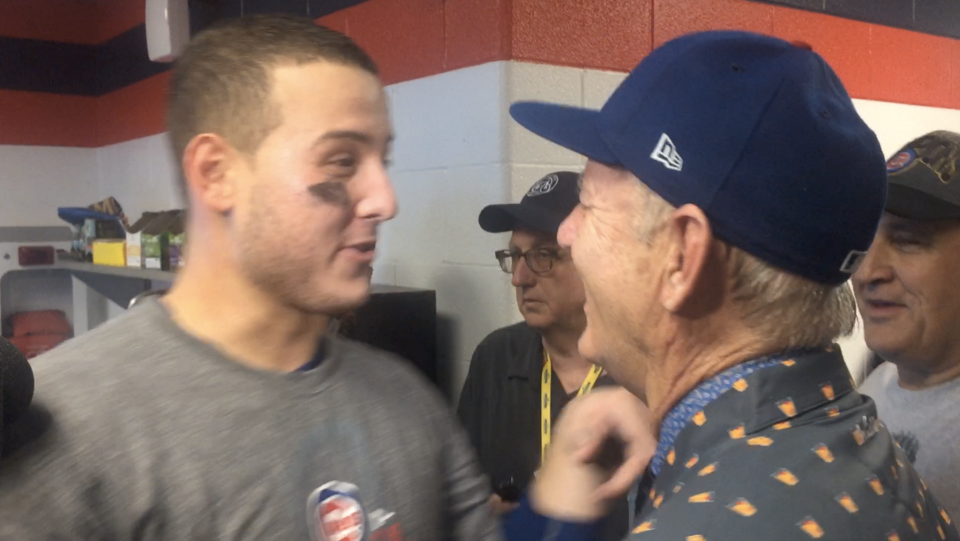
[
  {"xmin": 510, "ymin": 31, "xmax": 887, "ymax": 285},
  {"xmin": 479, "ymin": 171, "xmax": 581, "ymax": 235}
]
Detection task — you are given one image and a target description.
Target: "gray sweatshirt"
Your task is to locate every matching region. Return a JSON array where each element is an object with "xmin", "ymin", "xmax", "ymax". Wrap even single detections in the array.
[
  {"xmin": 0, "ymin": 300, "xmax": 500, "ymax": 541},
  {"xmin": 860, "ymin": 361, "xmax": 960, "ymax": 520}
]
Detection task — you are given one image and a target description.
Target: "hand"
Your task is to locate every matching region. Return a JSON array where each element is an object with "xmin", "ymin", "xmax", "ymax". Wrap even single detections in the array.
[
  {"xmin": 531, "ymin": 387, "xmax": 657, "ymax": 521},
  {"xmin": 488, "ymin": 494, "xmax": 520, "ymax": 515}
]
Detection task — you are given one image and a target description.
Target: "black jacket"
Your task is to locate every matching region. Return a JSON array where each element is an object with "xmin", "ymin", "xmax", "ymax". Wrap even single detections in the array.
[{"xmin": 458, "ymin": 322, "xmax": 628, "ymax": 541}]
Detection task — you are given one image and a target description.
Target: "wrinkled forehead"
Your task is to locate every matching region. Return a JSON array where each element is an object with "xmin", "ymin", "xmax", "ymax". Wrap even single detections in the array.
[
  {"xmin": 579, "ymin": 161, "xmax": 639, "ymax": 200},
  {"xmin": 879, "ymin": 212, "xmax": 939, "ymax": 234},
  {"xmin": 509, "ymin": 228, "xmax": 559, "ymax": 249}
]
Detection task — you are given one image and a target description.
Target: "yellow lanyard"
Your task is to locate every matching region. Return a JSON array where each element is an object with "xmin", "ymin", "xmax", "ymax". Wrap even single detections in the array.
[{"xmin": 540, "ymin": 351, "xmax": 604, "ymax": 463}]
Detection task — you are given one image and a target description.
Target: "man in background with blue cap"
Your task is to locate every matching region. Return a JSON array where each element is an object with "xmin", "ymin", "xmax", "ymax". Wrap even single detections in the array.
[{"xmin": 501, "ymin": 31, "xmax": 959, "ymax": 541}]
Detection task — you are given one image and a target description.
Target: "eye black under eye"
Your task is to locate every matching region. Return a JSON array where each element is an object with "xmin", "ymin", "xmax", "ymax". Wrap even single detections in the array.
[{"xmin": 309, "ymin": 182, "xmax": 351, "ymax": 208}]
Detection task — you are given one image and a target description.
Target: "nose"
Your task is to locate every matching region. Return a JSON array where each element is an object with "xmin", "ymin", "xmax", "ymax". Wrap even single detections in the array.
[
  {"xmin": 558, "ymin": 206, "xmax": 580, "ymax": 249},
  {"xmin": 511, "ymin": 256, "xmax": 537, "ymax": 288},
  {"xmin": 354, "ymin": 161, "xmax": 398, "ymax": 223},
  {"xmin": 852, "ymin": 237, "xmax": 894, "ymax": 291}
]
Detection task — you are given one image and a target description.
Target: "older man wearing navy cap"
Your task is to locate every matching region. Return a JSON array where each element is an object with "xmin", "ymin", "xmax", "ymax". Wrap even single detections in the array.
[{"xmin": 500, "ymin": 31, "xmax": 959, "ymax": 541}]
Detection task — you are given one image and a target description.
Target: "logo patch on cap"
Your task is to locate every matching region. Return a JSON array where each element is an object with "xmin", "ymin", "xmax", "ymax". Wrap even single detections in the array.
[
  {"xmin": 527, "ymin": 174, "xmax": 559, "ymax": 197},
  {"xmin": 651, "ymin": 134, "xmax": 683, "ymax": 171},
  {"xmin": 908, "ymin": 132, "xmax": 960, "ymax": 184},
  {"xmin": 886, "ymin": 150, "xmax": 916, "ymax": 173}
]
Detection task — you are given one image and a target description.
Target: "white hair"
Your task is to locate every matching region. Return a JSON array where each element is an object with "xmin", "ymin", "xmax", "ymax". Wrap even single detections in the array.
[{"xmin": 631, "ymin": 182, "xmax": 856, "ymax": 349}]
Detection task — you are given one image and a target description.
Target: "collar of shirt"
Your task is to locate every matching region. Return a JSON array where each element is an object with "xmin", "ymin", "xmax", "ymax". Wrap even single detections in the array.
[
  {"xmin": 649, "ymin": 347, "xmax": 824, "ymax": 476},
  {"xmin": 505, "ymin": 324, "xmax": 548, "ymax": 385},
  {"xmin": 295, "ymin": 338, "xmax": 328, "ymax": 372}
]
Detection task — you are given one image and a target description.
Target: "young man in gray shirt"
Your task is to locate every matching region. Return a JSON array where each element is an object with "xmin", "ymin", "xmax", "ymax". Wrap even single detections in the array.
[
  {"xmin": 0, "ymin": 15, "xmax": 498, "ymax": 541},
  {"xmin": 855, "ymin": 130, "xmax": 960, "ymax": 518}
]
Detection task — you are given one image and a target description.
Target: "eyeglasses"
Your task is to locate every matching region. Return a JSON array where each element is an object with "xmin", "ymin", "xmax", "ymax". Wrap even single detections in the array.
[{"xmin": 494, "ymin": 247, "xmax": 565, "ymax": 275}]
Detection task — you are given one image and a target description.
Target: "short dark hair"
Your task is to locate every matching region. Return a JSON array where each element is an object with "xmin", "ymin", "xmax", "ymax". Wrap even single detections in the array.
[{"xmin": 168, "ymin": 14, "xmax": 378, "ymax": 168}]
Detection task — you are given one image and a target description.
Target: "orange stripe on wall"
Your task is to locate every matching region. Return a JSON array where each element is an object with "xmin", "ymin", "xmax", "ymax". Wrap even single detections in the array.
[
  {"xmin": 0, "ymin": 0, "xmax": 142, "ymax": 45},
  {"xmin": 325, "ymin": 0, "xmax": 960, "ymax": 110},
  {"xmin": 317, "ymin": 0, "xmax": 510, "ymax": 85},
  {"xmin": 96, "ymin": 72, "xmax": 171, "ymax": 147},
  {"xmin": 0, "ymin": 90, "xmax": 98, "ymax": 147},
  {"xmin": 655, "ymin": 0, "xmax": 960, "ymax": 110},
  {"xmin": 0, "ymin": 72, "xmax": 170, "ymax": 148},
  {"xmin": 444, "ymin": 0, "xmax": 511, "ymax": 72},
  {"xmin": 94, "ymin": 0, "xmax": 146, "ymax": 43},
  {"xmin": 0, "ymin": 0, "xmax": 97, "ymax": 44},
  {"xmin": 512, "ymin": 0, "xmax": 653, "ymax": 72},
  {"xmin": 320, "ymin": 0, "xmax": 444, "ymax": 85},
  {"xmin": 654, "ymin": 0, "xmax": 775, "ymax": 46}
]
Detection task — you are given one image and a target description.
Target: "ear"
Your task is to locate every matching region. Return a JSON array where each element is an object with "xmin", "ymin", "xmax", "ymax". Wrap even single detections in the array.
[
  {"xmin": 659, "ymin": 204, "xmax": 713, "ymax": 313},
  {"xmin": 181, "ymin": 134, "xmax": 241, "ymax": 214}
]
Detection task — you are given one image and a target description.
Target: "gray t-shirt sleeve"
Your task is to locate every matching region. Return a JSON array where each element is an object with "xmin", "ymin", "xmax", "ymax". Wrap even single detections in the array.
[
  {"xmin": 441, "ymin": 396, "xmax": 502, "ymax": 541},
  {"xmin": 0, "ymin": 402, "xmax": 117, "ymax": 540},
  {"xmin": 1, "ymin": 304, "xmax": 504, "ymax": 540}
]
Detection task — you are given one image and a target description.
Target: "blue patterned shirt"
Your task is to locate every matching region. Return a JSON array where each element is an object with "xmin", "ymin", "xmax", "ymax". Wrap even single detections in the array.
[{"xmin": 649, "ymin": 350, "xmax": 814, "ymax": 476}]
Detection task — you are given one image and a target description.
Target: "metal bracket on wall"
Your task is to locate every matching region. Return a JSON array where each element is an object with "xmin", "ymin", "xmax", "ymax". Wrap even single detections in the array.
[
  {"xmin": 53, "ymin": 259, "xmax": 175, "ymax": 309},
  {"xmin": 68, "ymin": 271, "xmax": 154, "ymax": 309}
]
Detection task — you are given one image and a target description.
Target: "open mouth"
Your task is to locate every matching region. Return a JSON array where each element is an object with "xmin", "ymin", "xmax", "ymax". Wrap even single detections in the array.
[{"xmin": 342, "ymin": 241, "xmax": 376, "ymax": 262}]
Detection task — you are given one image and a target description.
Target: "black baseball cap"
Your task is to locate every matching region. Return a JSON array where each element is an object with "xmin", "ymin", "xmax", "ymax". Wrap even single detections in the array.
[
  {"xmin": 884, "ymin": 131, "xmax": 960, "ymax": 220},
  {"xmin": 479, "ymin": 171, "xmax": 580, "ymax": 235}
]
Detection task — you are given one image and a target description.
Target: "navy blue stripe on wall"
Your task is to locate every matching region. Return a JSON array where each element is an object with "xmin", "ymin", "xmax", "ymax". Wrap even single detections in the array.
[
  {"xmin": 752, "ymin": 0, "xmax": 960, "ymax": 40},
  {"xmin": 194, "ymin": 0, "xmax": 370, "ymax": 28},
  {"xmin": 232, "ymin": 0, "xmax": 369, "ymax": 18},
  {"xmin": 0, "ymin": 0, "xmax": 370, "ymax": 96},
  {"xmin": 0, "ymin": 25, "xmax": 169, "ymax": 96}
]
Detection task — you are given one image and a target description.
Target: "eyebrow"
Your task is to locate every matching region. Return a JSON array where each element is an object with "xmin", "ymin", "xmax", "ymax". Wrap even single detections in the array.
[
  {"xmin": 312, "ymin": 130, "xmax": 394, "ymax": 148},
  {"xmin": 507, "ymin": 242, "xmax": 561, "ymax": 251},
  {"xmin": 884, "ymin": 219, "xmax": 934, "ymax": 236}
]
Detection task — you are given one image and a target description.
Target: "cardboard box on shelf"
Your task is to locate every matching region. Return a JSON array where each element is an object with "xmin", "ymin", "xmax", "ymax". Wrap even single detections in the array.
[
  {"xmin": 142, "ymin": 212, "xmax": 177, "ymax": 271},
  {"xmin": 167, "ymin": 212, "xmax": 185, "ymax": 269},
  {"xmin": 92, "ymin": 239, "xmax": 126, "ymax": 267},
  {"xmin": 125, "ymin": 212, "xmax": 161, "ymax": 268}
]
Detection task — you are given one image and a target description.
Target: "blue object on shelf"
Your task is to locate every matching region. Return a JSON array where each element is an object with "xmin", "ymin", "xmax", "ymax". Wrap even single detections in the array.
[{"xmin": 57, "ymin": 207, "xmax": 122, "ymax": 227}]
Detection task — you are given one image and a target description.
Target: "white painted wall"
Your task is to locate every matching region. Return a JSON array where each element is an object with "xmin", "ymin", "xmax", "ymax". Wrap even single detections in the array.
[
  {"xmin": 0, "ymin": 136, "xmax": 183, "ymax": 227},
  {"xmin": 378, "ymin": 62, "xmax": 515, "ymax": 394},
  {"xmin": 95, "ymin": 134, "xmax": 185, "ymax": 219},
  {"xmin": 3, "ymin": 60, "xmax": 959, "ymax": 396},
  {"xmin": 0, "ymin": 145, "xmax": 100, "ymax": 227}
]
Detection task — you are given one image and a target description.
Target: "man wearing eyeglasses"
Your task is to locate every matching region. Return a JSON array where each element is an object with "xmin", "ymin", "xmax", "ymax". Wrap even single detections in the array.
[{"xmin": 457, "ymin": 171, "xmax": 629, "ymax": 541}]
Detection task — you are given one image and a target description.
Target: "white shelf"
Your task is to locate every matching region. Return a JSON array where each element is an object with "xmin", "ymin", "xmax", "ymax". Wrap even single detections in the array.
[{"xmin": 54, "ymin": 259, "xmax": 176, "ymax": 282}]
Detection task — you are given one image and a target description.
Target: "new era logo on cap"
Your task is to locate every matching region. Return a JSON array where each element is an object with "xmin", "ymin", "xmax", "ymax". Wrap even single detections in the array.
[{"xmin": 651, "ymin": 133, "xmax": 683, "ymax": 171}]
